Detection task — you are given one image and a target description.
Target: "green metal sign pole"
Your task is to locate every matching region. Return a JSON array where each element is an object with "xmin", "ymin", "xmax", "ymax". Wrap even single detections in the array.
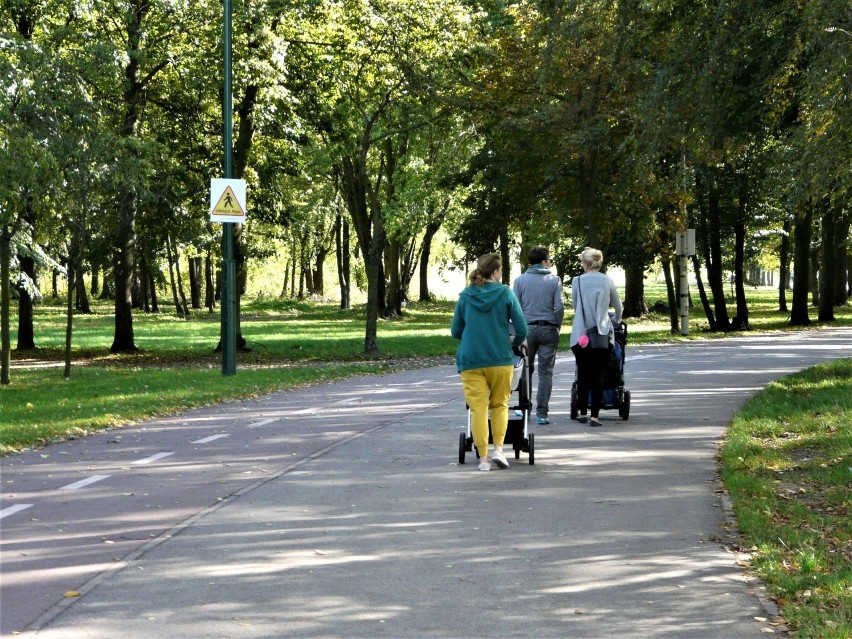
[{"xmin": 221, "ymin": 0, "xmax": 236, "ymax": 375}]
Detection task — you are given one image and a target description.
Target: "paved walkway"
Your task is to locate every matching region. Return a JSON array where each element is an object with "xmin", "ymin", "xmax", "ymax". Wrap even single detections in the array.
[{"xmin": 4, "ymin": 328, "xmax": 851, "ymax": 638}]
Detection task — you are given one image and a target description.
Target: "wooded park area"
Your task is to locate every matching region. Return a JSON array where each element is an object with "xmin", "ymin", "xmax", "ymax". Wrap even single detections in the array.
[{"xmin": 1, "ymin": 0, "xmax": 850, "ymax": 385}]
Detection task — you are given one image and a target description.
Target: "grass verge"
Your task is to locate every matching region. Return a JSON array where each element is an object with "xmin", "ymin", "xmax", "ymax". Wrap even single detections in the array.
[{"xmin": 720, "ymin": 359, "xmax": 852, "ymax": 639}]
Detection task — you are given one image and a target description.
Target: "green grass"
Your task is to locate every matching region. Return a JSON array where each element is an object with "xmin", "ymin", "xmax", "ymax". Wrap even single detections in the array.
[{"xmin": 720, "ymin": 360, "xmax": 852, "ymax": 639}]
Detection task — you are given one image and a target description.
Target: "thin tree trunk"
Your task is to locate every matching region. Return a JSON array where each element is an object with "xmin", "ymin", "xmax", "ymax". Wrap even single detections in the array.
[
  {"xmin": 385, "ymin": 238, "xmax": 402, "ymax": 317},
  {"xmin": 778, "ymin": 217, "xmax": 791, "ymax": 312},
  {"xmin": 205, "ymin": 251, "xmax": 215, "ymax": 312},
  {"xmin": 64, "ymin": 233, "xmax": 81, "ymax": 379},
  {"xmin": 174, "ymin": 244, "xmax": 190, "ymax": 316},
  {"xmin": 1, "ymin": 224, "xmax": 12, "ymax": 384},
  {"xmin": 661, "ymin": 256, "xmax": 678, "ymax": 332},
  {"xmin": 336, "ymin": 211, "xmax": 351, "ymax": 309},
  {"xmin": 732, "ymin": 218, "xmax": 748, "ymax": 329},
  {"xmin": 691, "ymin": 254, "xmax": 715, "ymax": 331},
  {"xmin": 809, "ymin": 242, "xmax": 820, "ymax": 309},
  {"xmin": 165, "ymin": 233, "xmax": 186, "ymax": 317}
]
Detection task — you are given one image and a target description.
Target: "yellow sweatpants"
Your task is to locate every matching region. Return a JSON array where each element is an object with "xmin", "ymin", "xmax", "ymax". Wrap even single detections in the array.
[{"xmin": 460, "ymin": 365, "xmax": 513, "ymax": 460}]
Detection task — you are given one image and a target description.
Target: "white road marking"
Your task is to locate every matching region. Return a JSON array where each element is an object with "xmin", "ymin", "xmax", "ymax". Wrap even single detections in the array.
[
  {"xmin": 192, "ymin": 434, "xmax": 229, "ymax": 444},
  {"xmin": 131, "ymin": 452, "xmax": 175, "ymax": 465},
  {"xmin": 248, "ymin": 418, "xmax": 277, "ymax": 428},
  {"xmin": 290, "ymin": 408, "xmax": 315, "ymax": 415},
  {"xmin": 60, "ymin": 475, "xmax": 110, "ymax": 490},
  {"xmin": 0, "ymin": 504, "xmax": 33, "ymax": 520}
]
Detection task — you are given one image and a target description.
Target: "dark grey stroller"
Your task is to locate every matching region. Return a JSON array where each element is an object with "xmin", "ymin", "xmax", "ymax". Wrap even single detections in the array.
[
  {"xmin": 458, "ymin": 346, "xmax": 535, "ymax": 465},
  {"xmin": 570, "ymin": 321, "xmax": 631, "ymax": 420}
]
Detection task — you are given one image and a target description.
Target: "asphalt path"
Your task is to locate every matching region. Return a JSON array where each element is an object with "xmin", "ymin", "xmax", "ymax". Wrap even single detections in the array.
[{"xmin": 2, "ymin": 328, "xmax": 850, "ymax": 638}]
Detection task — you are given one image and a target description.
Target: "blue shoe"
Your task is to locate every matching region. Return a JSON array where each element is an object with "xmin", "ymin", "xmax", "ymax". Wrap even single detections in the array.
[{"xmin": 536, "ymin": 416, "xmax": 550, "ymax": 425}]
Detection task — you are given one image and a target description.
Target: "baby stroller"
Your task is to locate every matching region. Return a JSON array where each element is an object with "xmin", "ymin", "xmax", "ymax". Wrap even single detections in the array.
[
  {"xmin": 458, "ymin": 346, "xmax": 535, "ymax": 465},
  {"xmin": 570, "ymin": 320, "xmax": 631, "ymax": 420}
]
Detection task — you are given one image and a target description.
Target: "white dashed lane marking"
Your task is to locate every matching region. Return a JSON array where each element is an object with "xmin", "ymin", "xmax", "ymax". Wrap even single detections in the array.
[
  {"xmin": 131, "ymin": 452, "xmax": 175, "ymax": 465},
  {"xmin": 0, "ymin": 504, "xmax": 33, "ymax": 520},
  {"xmin": 60, "ymin": 475, "xmax": 111, "ymax": 490},
  {"xmin": 191, "ymin": 434, "xmax": 229, "ymax": 444}
]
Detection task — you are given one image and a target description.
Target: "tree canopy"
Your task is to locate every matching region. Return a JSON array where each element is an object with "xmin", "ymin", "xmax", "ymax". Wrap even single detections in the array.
[{"xmin": 1, "ymin": 0, "xmax": 849, "ymax": 379}]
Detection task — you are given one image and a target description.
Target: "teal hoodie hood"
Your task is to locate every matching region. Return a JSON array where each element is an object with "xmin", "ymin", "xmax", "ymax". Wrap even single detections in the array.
[{"xmin": 450, "ymin": 282, "xmax": 528, "ymax": 373}]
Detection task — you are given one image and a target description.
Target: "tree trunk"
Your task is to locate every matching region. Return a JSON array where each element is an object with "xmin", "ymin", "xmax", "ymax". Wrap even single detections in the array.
[
  {"xmin": 340, "ymin": 152, "xmax": 385, "ymax": 354},
  {"xmin": 385, "ymin": 238, "xmax": 402, "ymax": 317},
  {"xmin": 661, "ymin": 256, "xmax": 678, "ymax": 332},
  {"xmin": 789, "ymin": 203, "xmax": 812, "ymax": 326},
  {"xmin": 64, "ymin": 232, "xmax": 81, "ymax": 379},
  {"xmin": 419, "ymin": 217, "xmax": 443, "ymax": 302},
  {"xmin": 832, "ymin": 208, "xmax": 849, "ymax": 306},
  {"xmin": 578, "ymin": 153, "xmax": 599, "ymax": 249},
  {"xmin": 166, "ymin": 233, "xmax": 185, "ymax": 317},
  {"xmin": 809, "ymin": 242, "xmax": 820, "ymax": 309},
  {"xmin": 90, "ymin": 262, "xmax": 100, "ymax": 297},
  {"xmin": 778, "ymin": 217, "xmax": 791, "ymax": 312},
  {"xmin": 336, "ymin": 211, "xmax": 351, "ymax": 309},
  {"xmin": 1, "ymin": 224, "xmax": 11, "ymax": 384},
  {"xmin": 110, "ymin": 0, "xmax": 153, "ymax": 353},
  {"xmin": 15, "ymin": 252, "xmax": 36, "ymax": 350},
  {"xmin": 704, "ymin": 172, "xmax": 731, "ymax": 331},
  {"xmin": 189, "ymin": 256, "xmax": 202, "ymax": 309},
  {"xmin": 205, "ymin": 251, "xmax": 215, "ymax": 312},
  {"xmin": 75, "ymin": 262, "xmax": 91, "ymax": 313},
  {"xmin": 732, "ymin": 218, "xmax": 748, "ymax": 329},
  {"xmin": 818, "ymin": 207, "xmax": 835, "ymax": 322},
  {"xmin": 298, "ymin": 237, "xmax": 307, "ymax": 299},
  {"xmin": 622, "ymin": 262, "xmax": 647, "ymax": 318},
  {"xmin": 313, "ymin": 245, "xmax": 329, "ymax": 297},
  {"xmin": 691, "ymin": 254, "xmax": 715, "ymax": 331},
  {"xmin": 110, "ymin": 186, "xmax": 138, "ymax": 352}
]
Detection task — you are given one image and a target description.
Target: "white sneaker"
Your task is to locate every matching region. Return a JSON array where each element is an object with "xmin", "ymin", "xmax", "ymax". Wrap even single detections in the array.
[
  {"xmin": 478, "ymin": 460, "xmax": 491, "ymax": 471},
  {"xmin": 491, "ymin": 450, "xmax": 509, "ymax": 469}
]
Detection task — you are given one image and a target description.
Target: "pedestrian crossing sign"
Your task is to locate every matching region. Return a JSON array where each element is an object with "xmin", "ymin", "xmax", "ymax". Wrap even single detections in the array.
[{"xmin": 209, "ymin": 178, "xmax": 247, "ymax": 223}]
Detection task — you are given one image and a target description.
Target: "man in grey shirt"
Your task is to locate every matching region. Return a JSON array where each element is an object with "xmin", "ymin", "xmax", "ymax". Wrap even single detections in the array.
[{"xmin": 512, "ymin": 246, "xmax": 564, "ymax": 424}]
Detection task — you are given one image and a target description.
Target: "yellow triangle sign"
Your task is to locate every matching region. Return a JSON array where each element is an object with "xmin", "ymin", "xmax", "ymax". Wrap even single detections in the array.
[{"xmin": 211, "ymin": 185, "xmax": 244, "ymax": 218}]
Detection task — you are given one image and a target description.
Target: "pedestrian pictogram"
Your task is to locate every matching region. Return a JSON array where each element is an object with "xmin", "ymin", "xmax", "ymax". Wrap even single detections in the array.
[
  {"xmin": 212, "ymin": 186, "xmax": 240, "ymax": 216},
  {"xmin": 209, "ymin": 178, "xmax": 247, "ymax": 223}
]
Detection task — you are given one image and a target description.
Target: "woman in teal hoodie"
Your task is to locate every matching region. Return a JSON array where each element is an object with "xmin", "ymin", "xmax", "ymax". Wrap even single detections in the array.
[{"xmin": 451, "ymin": 253, "xmax": 528, "ymax": 471}]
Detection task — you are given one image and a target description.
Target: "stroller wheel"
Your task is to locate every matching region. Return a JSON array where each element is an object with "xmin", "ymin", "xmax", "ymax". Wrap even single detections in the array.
[
  {"xmin": 458, "ymin": 432, "xmax": 466, "ymax": 464},
  {"xmin": 528, "ymin": 433, "xmax": 535, "ymax": 465},
  {"xmin": 620, "ymin": 390, "xmax": 631, "ymax": 420},
  {"xmin": 570, "ymin": 382, "xmax": 578, "ymax": 419}
]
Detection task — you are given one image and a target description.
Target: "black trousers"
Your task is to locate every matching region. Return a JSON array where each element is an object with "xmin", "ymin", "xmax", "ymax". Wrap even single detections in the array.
[{"xmin": 572, "ymin": 345, "xmax": 611, "ymax": 418}]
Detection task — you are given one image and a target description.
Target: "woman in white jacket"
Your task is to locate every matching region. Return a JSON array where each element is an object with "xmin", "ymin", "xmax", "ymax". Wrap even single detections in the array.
[{"xmin": 570, "ymin": 247, "xmax": 623, "ymax": 427}]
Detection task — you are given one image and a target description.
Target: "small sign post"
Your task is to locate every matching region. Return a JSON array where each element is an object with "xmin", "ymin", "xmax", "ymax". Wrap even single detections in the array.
[
  {"xmin": 217, "ymin": 0, "xmax": 237, "ymax": 376},
  {"xmin": 676, "ymin": 229, "xmax": 696, "ymax": 335}
]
